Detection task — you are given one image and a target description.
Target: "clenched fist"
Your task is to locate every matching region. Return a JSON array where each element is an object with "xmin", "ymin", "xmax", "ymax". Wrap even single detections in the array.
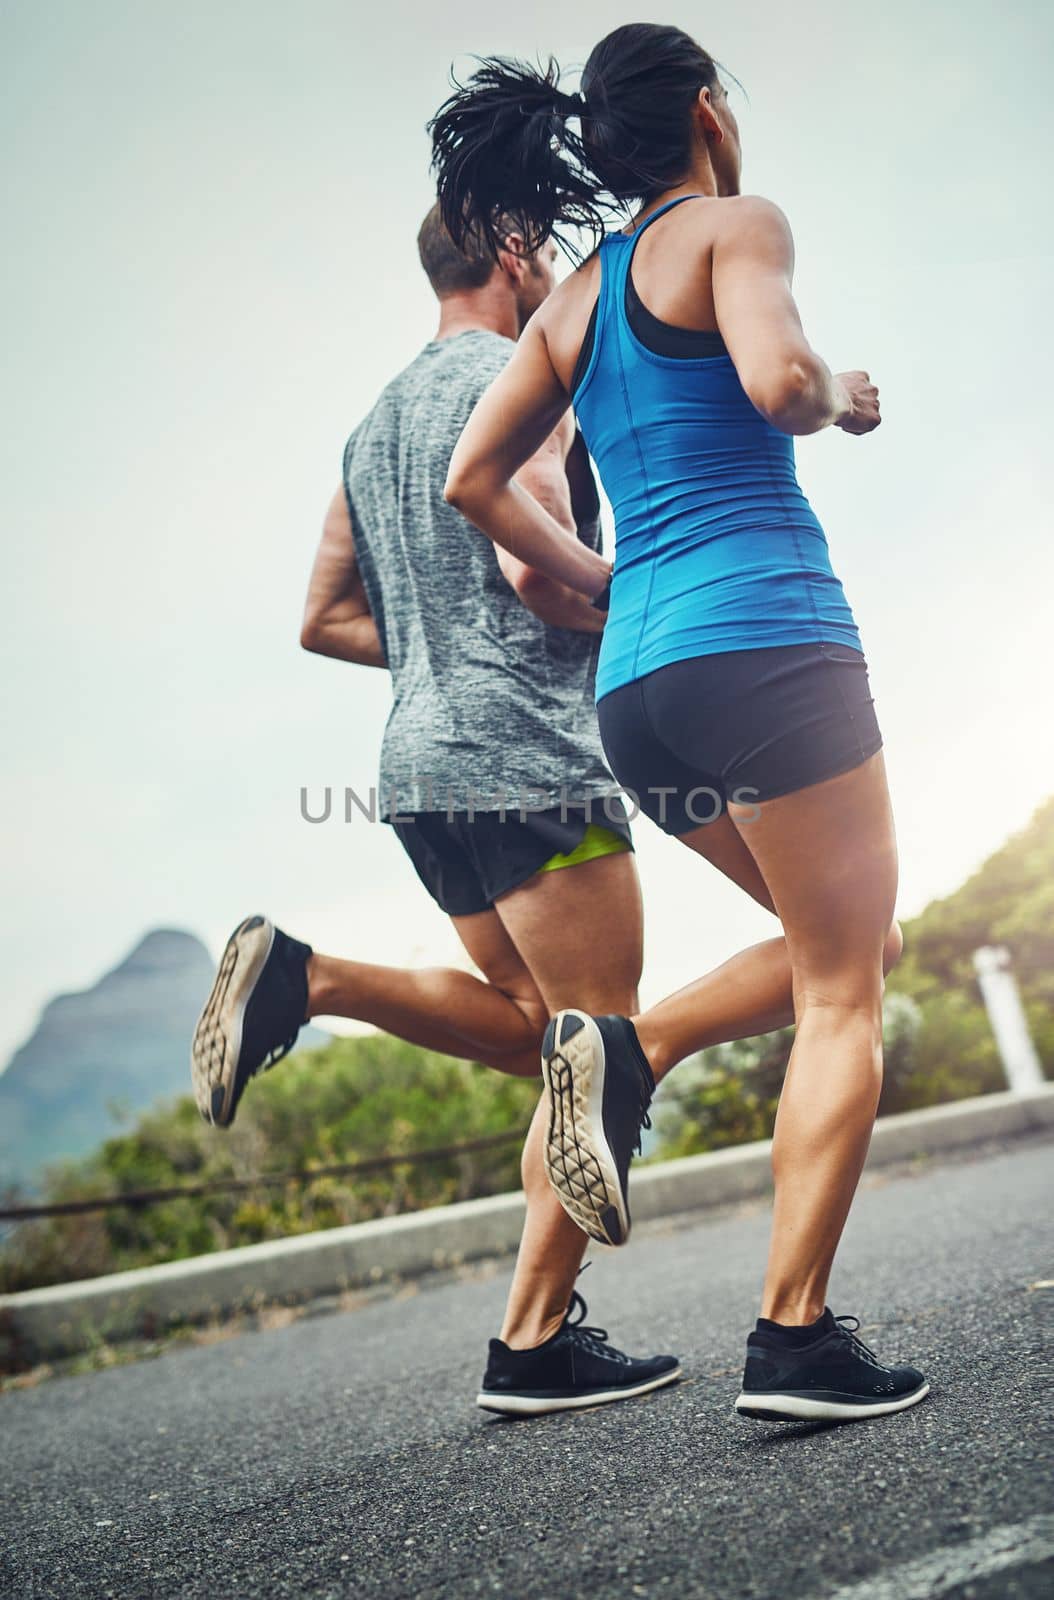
[{"xmin": 835, "ymin": 371, "xmax": 881, "ymax": 435}]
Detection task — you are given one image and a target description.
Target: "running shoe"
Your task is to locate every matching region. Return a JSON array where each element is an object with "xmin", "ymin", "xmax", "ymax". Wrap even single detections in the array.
[
  {"xmin": 477, "ymin": 1290, "xmax": 681, "ymax": 1416},
  {"xmin": 190, "ymin": 915, "xmax": 312, "ymax": 1128},
  {"xmin": 735, "ymin": 1309, "xmax": 930, "ymax": 1423},
  {"xmin": 540, "ymin": 1010, "xmax": 655, "ymax": 1247}
]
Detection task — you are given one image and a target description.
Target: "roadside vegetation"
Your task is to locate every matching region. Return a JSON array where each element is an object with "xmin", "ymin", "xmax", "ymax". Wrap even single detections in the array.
[{"xmin": 0, "ymin": 1040, "xmax": 538, "ymax": 1293}]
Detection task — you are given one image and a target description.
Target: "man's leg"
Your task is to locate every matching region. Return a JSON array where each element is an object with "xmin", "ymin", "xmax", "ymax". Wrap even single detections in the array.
[
  {"xmin": 487, "ymin": 850, "xmax": 644, "ymax": 1347},
  {"xmin": 303, "ymin": 853, "xmax": 645, "ymax": 1359},
  {"xmin": 191, "ymin": 851, "xmax": 641, "ymax": 1351},
  {"xmin": 305, "ymin": 939, "xmax": 546, "ymax": 1076},
  {"xmin": 309, "ymin": 850, "xmax": 645, "ymax": 1352},
  {"xmin": 191, "ymin": 906, "xmax": 551, "ymax": 1127},
  {"xmin": 306, "ymin": 851, "xmax": 648, "ymax": 1359},
  {"xmin": 466, "ymin": 846, "xmax": 678, "ymax": 1415}
]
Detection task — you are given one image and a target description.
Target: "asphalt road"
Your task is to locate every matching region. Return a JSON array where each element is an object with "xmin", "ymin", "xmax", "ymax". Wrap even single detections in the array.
[{"xmin": 2, "ymin": 1138, "xmax": 1052, "ymax": 1600}]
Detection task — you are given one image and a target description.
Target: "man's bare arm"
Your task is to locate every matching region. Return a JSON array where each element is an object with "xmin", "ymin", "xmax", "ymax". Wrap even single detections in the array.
[{"xmin": 300, "ymin": 486, "xmax": 387, "ymax": 668}]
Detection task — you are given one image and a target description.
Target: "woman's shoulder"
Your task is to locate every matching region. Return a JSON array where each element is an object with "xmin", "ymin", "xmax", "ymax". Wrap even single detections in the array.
[
  {"xmin": 713, "ymin": 194, "xmax": 794, "ymax": 241},
  {"xmin": 538, "ymin": 251, "xmax": 603, "ymax": 326}
]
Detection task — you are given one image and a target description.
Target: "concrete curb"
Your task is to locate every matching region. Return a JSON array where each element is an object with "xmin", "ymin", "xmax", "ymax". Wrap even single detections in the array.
[{"xmin": 3, "ymin": 1086, "xmax": 1052, "ymax": 1365}]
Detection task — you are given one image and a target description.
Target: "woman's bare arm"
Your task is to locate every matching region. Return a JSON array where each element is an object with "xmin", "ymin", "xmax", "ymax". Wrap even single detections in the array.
[
  {"xmin": 712, "ymin": 197, "xmax": 879, "ymax": 437},
  {"xmin": 444, "ymin": 321, "xmax": 612, "ymax": 600},
  {"xmin": 300, "ymin": 486, "xmax": 387, "ymax": 667},
  {"xmin": 494, "ymin": 412, "xmax": 605, "ymax": 632}
]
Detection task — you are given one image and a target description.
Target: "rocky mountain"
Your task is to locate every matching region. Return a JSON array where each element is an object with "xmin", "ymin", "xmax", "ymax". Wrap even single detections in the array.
[{"xmin": 0, "ymin": 929, "xmax": 325, "ymax": 1192}]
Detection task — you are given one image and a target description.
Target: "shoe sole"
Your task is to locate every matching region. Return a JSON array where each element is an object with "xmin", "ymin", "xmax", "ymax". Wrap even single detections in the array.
[
  {"xmin": 476, "ymin": 1364, "xmax": 681, "ymax": 1416},
  {"xmin": 540, "ymin": 1010, "xmax": 630, "ymax": 1248},
  {"xmin": 735, "ymin": 1379, "xmax": 930, "ymax": 1423},
  {"xmin": 190, "ymin": 915, "xmax": 275, "ymax": 1128}
]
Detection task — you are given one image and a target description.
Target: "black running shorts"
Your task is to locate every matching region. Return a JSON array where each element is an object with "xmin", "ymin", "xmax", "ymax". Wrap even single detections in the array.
[
  {"xmin": 596, "ymin": 643, "xmax": 883, "ymax": 836},
  {"xmin": 391, "ymin": 802, "xmax": 633, "ymax": 917}
]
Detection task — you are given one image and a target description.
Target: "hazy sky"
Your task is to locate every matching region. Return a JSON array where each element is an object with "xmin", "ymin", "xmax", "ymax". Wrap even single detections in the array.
[{"xmin": 2, "ymin": 0, "xmax": 1052, "ymax": 1067}]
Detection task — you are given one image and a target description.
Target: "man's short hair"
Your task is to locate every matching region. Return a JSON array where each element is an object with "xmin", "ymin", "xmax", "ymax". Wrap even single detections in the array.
[{"xmin": 417, "ymin": 201, "xmax": 504, "ymax": 295}]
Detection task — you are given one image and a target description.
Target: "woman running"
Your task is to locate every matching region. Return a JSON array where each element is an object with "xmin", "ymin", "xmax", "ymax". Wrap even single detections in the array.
[{"xmin": 430, "ymin": 23, "xmax": 928, "ymax": 1424}]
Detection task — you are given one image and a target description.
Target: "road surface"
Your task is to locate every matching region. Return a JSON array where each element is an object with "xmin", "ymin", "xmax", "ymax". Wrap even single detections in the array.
[{"xmin": 2, "ymin": 1137, "xmax": 1052, "ymax": 1599}]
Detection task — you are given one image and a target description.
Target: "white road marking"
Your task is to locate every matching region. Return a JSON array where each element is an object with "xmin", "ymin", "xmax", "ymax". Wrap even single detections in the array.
[{"xmin": 827, "ymin": 1514, "xmax": 1054, "ymax": 1600}]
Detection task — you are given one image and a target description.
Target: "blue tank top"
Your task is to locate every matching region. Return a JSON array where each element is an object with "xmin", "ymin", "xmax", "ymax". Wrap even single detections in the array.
[{"xmin": 572, "ymin": 195, "xmax": 863, "ymax": 702}]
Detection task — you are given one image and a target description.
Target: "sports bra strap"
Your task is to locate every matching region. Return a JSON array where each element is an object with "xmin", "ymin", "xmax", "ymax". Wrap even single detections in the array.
[{"xmin": 625, "ymin": 193, "xmax": 707, "ymax": 244}]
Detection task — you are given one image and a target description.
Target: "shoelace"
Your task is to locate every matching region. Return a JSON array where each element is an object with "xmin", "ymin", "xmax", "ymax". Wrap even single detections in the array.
[
  {"xmin": 835, "ymin": 1314, "xmax": 885, "ymax": 1369},
  {"xmin": 563, "ymin": 1290, "xmax": 626, "ymax": 1362}
]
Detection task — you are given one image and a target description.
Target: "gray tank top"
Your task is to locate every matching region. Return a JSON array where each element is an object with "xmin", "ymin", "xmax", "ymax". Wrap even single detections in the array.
[{"xmin": 343, "ymin": 329, "xmax": 618, "ymax": 817}]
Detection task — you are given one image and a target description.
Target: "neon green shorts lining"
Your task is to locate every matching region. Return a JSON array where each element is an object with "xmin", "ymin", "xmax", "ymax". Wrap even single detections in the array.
[{"xmin": 536, "ymin": 821, "xmax": 631, "ymax": 875}]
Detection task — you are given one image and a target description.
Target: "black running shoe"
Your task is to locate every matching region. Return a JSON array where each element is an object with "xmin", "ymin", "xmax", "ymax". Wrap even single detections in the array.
[
  {"xmin": 190, "ymin": 916, "xmax": 312, "ymax": 1128},
  {"xmin": 736, "ymin": 1308, "xmax": 930, "ymax": 1423},
  {"xmin": 477, "ymin": 1291, "xmax": 681, "ymax": 1416},
  {"xmin": 540, "ymin": 1010, "xmax": 655, "ymax": 1247}
]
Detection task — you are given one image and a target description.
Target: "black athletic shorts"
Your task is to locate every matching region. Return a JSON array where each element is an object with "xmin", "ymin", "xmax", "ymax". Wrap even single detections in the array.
[
  {"xmin": 391, "ymin": 802, "xmax": 633, "ymax": 917},
  {"xmin": 596, "ymin": 642, "xmax": 883, "ymax": 836}
]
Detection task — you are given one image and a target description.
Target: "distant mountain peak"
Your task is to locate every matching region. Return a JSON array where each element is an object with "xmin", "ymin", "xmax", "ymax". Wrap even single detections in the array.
[
  {"xmin": 0, "ymin": 924, "xmax": 325, "ymax": 1191},
  {"xmin": 0, "ymin": 927, "xmax": 218, "ymax": 1187},
  {"xmin": 117, "ymin": 928, "xmax": 213, "ymax": 976}
]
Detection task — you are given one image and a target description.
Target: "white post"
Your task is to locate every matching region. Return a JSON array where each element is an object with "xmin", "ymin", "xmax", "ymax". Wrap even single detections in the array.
[{"xmin": 972, "ymin": 945, "xmax": 1045, "ymax": 1093}]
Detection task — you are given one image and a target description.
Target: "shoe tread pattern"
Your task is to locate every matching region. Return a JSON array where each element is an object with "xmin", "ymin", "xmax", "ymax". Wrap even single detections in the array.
[
  {"xmin": 190, "ymin": 915, "xmax": 268, "ymax": 1126},
  {"xmin": 541, "ymin": 1012, "xmax": 625, "ymax": 1247}
]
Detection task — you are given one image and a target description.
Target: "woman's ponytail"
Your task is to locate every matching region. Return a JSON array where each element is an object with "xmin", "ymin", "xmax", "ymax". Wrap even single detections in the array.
[
  {"xmin": 428, "ymin": 26, "xmax": 726, "ymax": 264},
  {"xmin": 427, "ymin": 55, "xmax": 607, "ymax": 264}
]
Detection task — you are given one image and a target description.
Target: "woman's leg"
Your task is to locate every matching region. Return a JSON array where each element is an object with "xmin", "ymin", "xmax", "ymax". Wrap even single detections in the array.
[
  {"xmin": 632, "ymin": 809, "xmax": 901, "ymax": 1078},
  {"xmin": 699, "ymin": 752, "xmax": 899, "ymax": 1321},
  {"xmin": 540, "ymin": 754, "xmax": 898, "ymax": 1302}
]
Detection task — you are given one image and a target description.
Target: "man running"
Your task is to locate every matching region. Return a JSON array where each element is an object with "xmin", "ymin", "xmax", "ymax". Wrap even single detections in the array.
[{"xmin": 190, "ymin": 204, "xmax": 680, "ymax": 1415}]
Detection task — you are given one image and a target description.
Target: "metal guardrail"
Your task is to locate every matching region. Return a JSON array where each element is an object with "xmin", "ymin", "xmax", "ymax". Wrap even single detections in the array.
[{"xmin": 0, "ymin": 1127, "xmax": 529, "ymax": 1222}]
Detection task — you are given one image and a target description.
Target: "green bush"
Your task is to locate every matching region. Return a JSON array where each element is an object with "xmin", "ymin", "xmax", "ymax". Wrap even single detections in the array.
[
  {"xmin": 887, "ymin": 796, "xmax": 1054, "ymax": 1081},
  {"xmin": 0, "ymin": 1035, "xmax": 539, "ymax": 1293}
]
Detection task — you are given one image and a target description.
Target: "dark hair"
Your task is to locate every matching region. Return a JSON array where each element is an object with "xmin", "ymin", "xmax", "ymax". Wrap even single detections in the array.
[
  {"xmin": 428, "ymin": 24, "xmax": 723, "ymax": 263},
  {"xmin": 416, "ymin": 201, "xmax": 501, "ymax": 295}
]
